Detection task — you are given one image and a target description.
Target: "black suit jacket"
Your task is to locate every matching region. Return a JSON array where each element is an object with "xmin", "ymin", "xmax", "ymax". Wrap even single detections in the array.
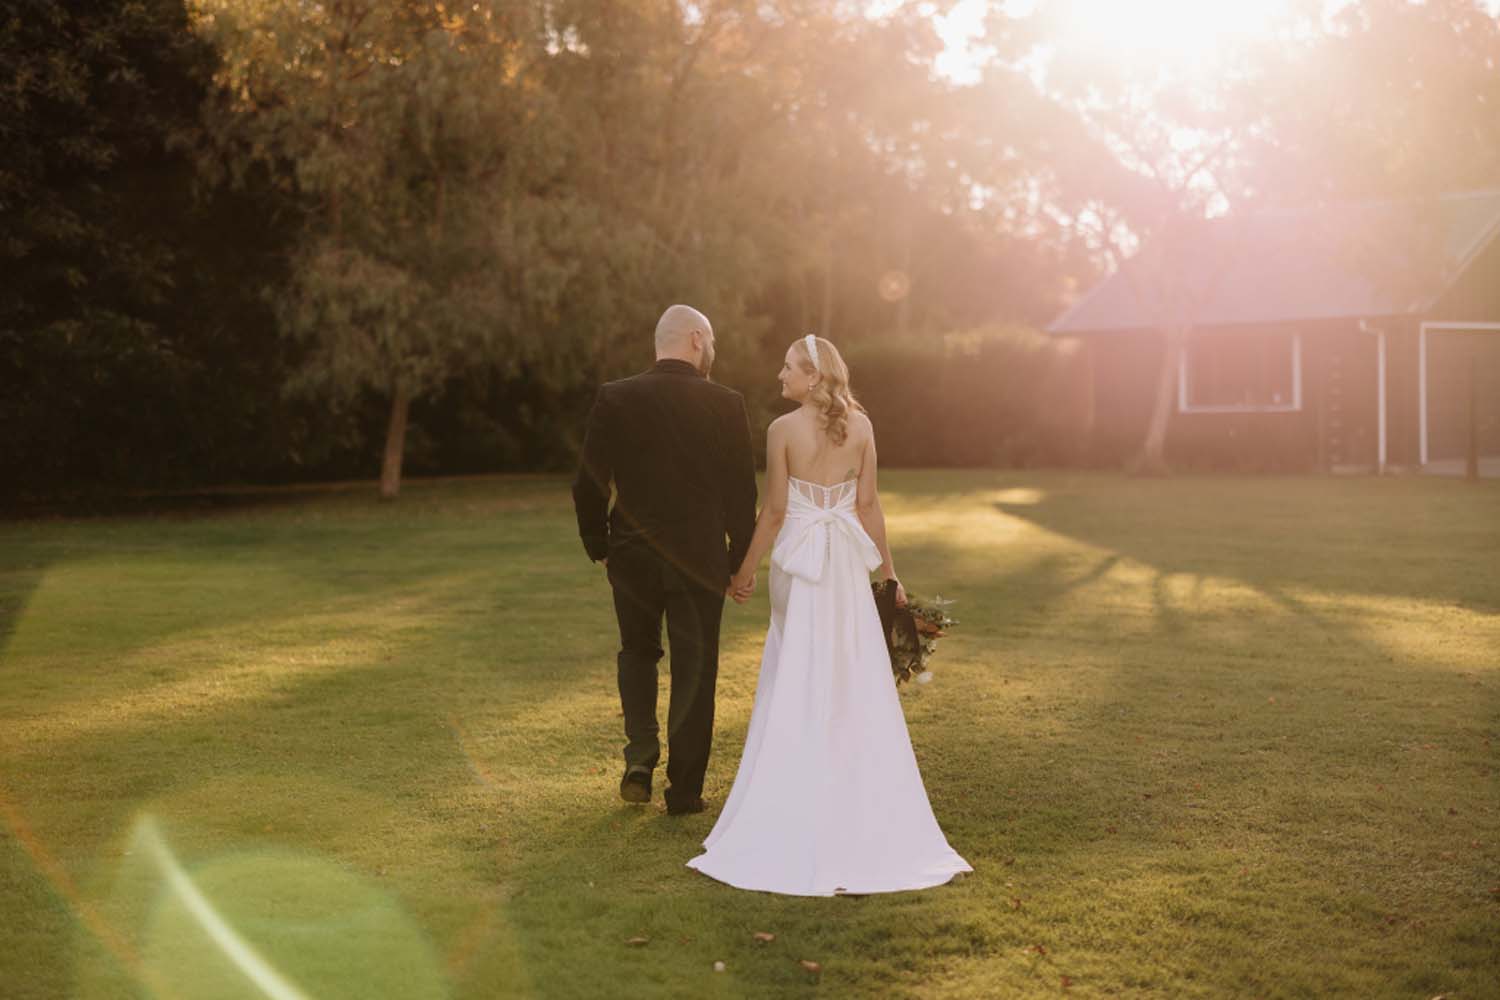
[{"xmin": 572, "ymin": 359, "xmax": 758, "ymax": 591}]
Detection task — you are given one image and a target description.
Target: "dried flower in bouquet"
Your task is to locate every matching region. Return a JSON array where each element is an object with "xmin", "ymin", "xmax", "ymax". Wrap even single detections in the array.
[{"xmin": 871, "ymin": 580, "xmax": 957, "ymax": 685}]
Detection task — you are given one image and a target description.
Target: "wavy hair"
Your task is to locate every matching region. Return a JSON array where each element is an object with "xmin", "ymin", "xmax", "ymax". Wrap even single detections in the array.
[{"xmin": 794, "ymin": 335, "xmax": 864, "ymax": 446}]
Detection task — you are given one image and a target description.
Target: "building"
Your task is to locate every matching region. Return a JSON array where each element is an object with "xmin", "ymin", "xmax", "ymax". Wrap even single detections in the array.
[{"xmin": 1048, "ymin": 191, "xmax": 1500, "ymax": 476}]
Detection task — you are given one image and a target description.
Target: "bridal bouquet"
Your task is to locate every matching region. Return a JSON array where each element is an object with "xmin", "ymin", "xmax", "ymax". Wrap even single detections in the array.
[{"xmin": 871, "ymin": 580, "xmax": 958, "ymax": 685}]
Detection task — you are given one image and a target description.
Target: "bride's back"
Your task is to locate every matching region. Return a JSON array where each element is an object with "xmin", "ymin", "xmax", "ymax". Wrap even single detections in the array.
[{"xmin": 782, "ymin": 408, "xmax": 870, "ymax": 486}]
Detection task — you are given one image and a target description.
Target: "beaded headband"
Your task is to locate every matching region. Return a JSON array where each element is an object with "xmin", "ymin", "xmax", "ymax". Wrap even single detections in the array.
[{"xmin": 803, "ymin": 333, "xmax": 821, "ymax": 373}]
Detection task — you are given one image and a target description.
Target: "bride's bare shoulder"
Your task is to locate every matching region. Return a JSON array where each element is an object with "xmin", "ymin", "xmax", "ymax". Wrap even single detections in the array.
[
  {"xmin": 848, "ymin": 409, "xmax": 874, "ymax": 441},
  {"xmin": 771, "ymin": 409, "xmax": 818, "ymax": 433},
  {"xmin": 767, "ymin": 412, "xmax": 805, "ymax": 446}
]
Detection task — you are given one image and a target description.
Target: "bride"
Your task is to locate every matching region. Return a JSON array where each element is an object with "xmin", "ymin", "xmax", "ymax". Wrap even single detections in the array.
[{"xmin": 686, "ymin": 334, "xmax": 972, "ymax": 896}]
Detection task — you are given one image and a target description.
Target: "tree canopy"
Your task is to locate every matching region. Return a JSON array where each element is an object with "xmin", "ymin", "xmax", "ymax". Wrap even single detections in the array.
[{"xmin": 4, "ymin": 0, "xmax": 1498, "ymax": 497}]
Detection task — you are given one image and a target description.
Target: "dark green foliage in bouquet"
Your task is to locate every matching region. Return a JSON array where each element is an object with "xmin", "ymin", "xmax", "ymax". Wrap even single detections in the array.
[{"xmin": 871, "ymin": 581, "xmax": 958, "ymax": 685}]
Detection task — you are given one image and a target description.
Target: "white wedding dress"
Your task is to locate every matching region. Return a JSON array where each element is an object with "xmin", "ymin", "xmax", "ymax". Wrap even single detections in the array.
[{"xmin": 686, "ymin": 475, "xmax": 972, "ymax": 896}]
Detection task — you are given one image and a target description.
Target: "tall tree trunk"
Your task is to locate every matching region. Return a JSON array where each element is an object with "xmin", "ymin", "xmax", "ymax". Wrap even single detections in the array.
[
  {"xmin": 1135, "ymin": 324, "xmax": 1184, "ymax": 475},
  {"xmin": 379, "ymin": 381, "xmax": 411, "ymax": 500}
]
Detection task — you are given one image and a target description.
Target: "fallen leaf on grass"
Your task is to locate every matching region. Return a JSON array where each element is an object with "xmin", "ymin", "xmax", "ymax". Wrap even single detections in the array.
[
  {"xmin": 1031, "ymin": 944, "xmax": 1048, "ymax": 956},
  {"xmin": 1009, "ymin": 897, "xmax": 1023, "ymax": 910},
  {"xmin": 798, "ymin": 960, "xmax": 822, "ymax": 975},
  {"xmin": 625, "ymin": 936, "xmax": 649, "ymax": 947},
  {"xmin": 753, "ymin": 932, "xmax": 775, "ymax": 943},
  {"xmin": 1061, "ymin": 974, "xmax": 1073, "ymax": 988}
]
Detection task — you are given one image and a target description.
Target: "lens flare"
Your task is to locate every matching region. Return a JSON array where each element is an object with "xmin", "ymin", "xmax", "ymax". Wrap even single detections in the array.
[
  {"xmin": 878, "ymin": 270, "xmax": 911, "ymax": 302},
  {"xmin": 134, "ymin": 816, "xmax": 312, "ymax": 1000}
]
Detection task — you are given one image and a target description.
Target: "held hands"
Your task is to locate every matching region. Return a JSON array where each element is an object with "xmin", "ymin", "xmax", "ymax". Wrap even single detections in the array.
[{"xmin": 727, "ymin": 569, "xmax": 756, "ymax": 604}]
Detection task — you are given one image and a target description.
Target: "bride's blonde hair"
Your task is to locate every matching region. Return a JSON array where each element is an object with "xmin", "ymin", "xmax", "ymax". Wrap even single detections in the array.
[{"xmin": 794, "ymin": 335, "xmax": 864, "ymax": 446}]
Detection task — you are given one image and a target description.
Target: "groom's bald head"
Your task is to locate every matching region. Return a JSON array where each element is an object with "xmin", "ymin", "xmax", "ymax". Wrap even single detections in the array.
[
  {"xmin": 655, "ymin": 304, "xmax": 713, "ymax": 355},
  {"xmin": 655, "ymin": 304, "xmax": 715, "ymax": 376}
]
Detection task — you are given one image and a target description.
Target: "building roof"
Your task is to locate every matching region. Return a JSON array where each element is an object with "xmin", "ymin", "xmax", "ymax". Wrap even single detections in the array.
[{"xmin": 1048, "ymin": 190, "xmax": 1500, "ymax": 335}]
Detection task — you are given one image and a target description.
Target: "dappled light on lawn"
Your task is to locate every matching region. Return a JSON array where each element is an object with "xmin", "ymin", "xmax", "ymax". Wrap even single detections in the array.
[
  {"xmin": 990, "ymin": 486, "xmax": 1047, "ymax": 506},
  {"xmin": 1, "ymin": 471, "xmax": 1496, "ymax": 997},
  {"xmin": 3, "ymin": 570, "xmax": 496, "ymax": 753}
]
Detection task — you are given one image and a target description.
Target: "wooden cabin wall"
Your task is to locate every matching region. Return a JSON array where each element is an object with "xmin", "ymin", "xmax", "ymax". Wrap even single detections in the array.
[
  {"xmin": 1083, "ymin": 325, "xmax": 1362, "ymax": 472},
  {"xmin": 1383, "ymin": 319, "xmax": 1422, "ymax": 468},
  {"xmin": 1312, "ymin": 321, "xmax": 1381, "ymax": 471}
]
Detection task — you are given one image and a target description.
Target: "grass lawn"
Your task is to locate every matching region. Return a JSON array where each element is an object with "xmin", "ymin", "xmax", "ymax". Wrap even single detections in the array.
[{"xmin": 2, "ymin": 470, "xmax": 1497, "ymax": 999}]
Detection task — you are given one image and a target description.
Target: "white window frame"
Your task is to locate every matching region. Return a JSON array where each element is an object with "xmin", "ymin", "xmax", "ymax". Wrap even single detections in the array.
[
  {"xmin": 1417, "ymin": 321, "xmax": 1500, "ymax": 466},
  {"xmin": 1177, "ymin": 330, "xmax": 1303, "ymax": 414}
]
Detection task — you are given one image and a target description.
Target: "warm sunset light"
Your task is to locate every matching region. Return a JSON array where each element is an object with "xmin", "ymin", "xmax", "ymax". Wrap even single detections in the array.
[
  {"xmin": 7, "ymin": 1, "xmax": 1500, "ymax": 993},
  {"xmin": 940, "ymin": 0, "xmax": 1500, "ymax": 80},
  {"xmin": 1047, "ymin": 0, "xmax": 1289, "ymax": 64},
  {"xmin": 935, "ymin": 0, "xmax": 1295, "ymax": 81}
]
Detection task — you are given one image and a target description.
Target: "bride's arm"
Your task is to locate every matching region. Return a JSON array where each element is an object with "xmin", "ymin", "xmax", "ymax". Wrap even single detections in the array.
[
  {"xmin": 728, "ymin": 419, "xmax": 789, "ymax": 601},
  {"xmin": 854, "ymin": 419, "xmax": 906, "ymax": 605}
]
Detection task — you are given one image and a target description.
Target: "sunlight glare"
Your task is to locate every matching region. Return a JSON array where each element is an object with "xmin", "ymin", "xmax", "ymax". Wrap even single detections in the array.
[
  {"xmin": 1056, "ymin": 0, "xmax": 1288, "ymax": 60},
  {"xmin": 935, "ymin": 0, "xmax": 1299, "ymax": 81}
]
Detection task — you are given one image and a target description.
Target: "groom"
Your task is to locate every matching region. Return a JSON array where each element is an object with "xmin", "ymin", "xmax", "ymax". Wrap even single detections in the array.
[{"xmin": 572, "ymin": 304, "xmax": 758, "ymax": 815}]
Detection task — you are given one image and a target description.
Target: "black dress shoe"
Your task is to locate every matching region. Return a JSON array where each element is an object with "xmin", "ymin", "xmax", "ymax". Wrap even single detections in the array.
[
  {"xmin": 620, "ymin": 768, "xmax": 652, "ymax": 804},
  {"xmin": 665, "ymin": 795, "xmax": 706, "ymax": 816}
]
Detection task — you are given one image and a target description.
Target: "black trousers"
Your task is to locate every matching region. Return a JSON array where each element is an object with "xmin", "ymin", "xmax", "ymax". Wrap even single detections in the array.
[{"xmin": 607, "ymin": 544, "xmax": 725, "ymax": 809}]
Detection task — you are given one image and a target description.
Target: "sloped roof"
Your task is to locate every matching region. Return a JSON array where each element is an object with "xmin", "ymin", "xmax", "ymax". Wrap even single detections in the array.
[{"xmin": 1049, "ymin": 190, "xmax": 1500, "ymax": 335}]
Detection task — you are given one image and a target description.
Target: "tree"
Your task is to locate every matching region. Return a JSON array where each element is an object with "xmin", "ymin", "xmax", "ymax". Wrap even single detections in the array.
[
  {"xmin": 1229, "ymin": 0, "xmax": 1500, "ymax": 204},
  {"xmin": 0, "ymin": 0, "xmax": 201, "ymax": 492},
  {"xmin": 200, "ymin": 0, "xmax": 593, "ymax": 498}
]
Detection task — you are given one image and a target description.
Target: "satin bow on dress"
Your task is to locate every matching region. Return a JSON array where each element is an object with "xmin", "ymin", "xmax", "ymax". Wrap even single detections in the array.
[{"xmin": 769, "ymin": 478, "xmax": 883, "ymax": 584}]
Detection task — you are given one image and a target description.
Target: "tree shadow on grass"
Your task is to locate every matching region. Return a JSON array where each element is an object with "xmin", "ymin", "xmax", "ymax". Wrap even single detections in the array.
[
  {"xmin": 895, "ymin": 534, "xmax": 1498, "ymax": 995},
  {"xmin": 0, "ymin": 474, "xmax": 574, "ymax": 522},
  {"xmin": 0, "ymin": 562, "xmax": 48, "ymax": 661},
  {"xmin": 989, "ymin": 477, "xmax": 1500, "ymax": 613},
  {"xmin": 0, "ymin": 484, "xmax": 589, "ymax": 744}
]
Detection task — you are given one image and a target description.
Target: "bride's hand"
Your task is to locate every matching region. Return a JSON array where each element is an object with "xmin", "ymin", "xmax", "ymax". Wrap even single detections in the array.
[
  {"xmin": 729, "ymin": 570, "xmax": 756, "ymax": 604},
  {"xmin": 892, "ymin": 579, "xmax": 908, "ymax": 608}
]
